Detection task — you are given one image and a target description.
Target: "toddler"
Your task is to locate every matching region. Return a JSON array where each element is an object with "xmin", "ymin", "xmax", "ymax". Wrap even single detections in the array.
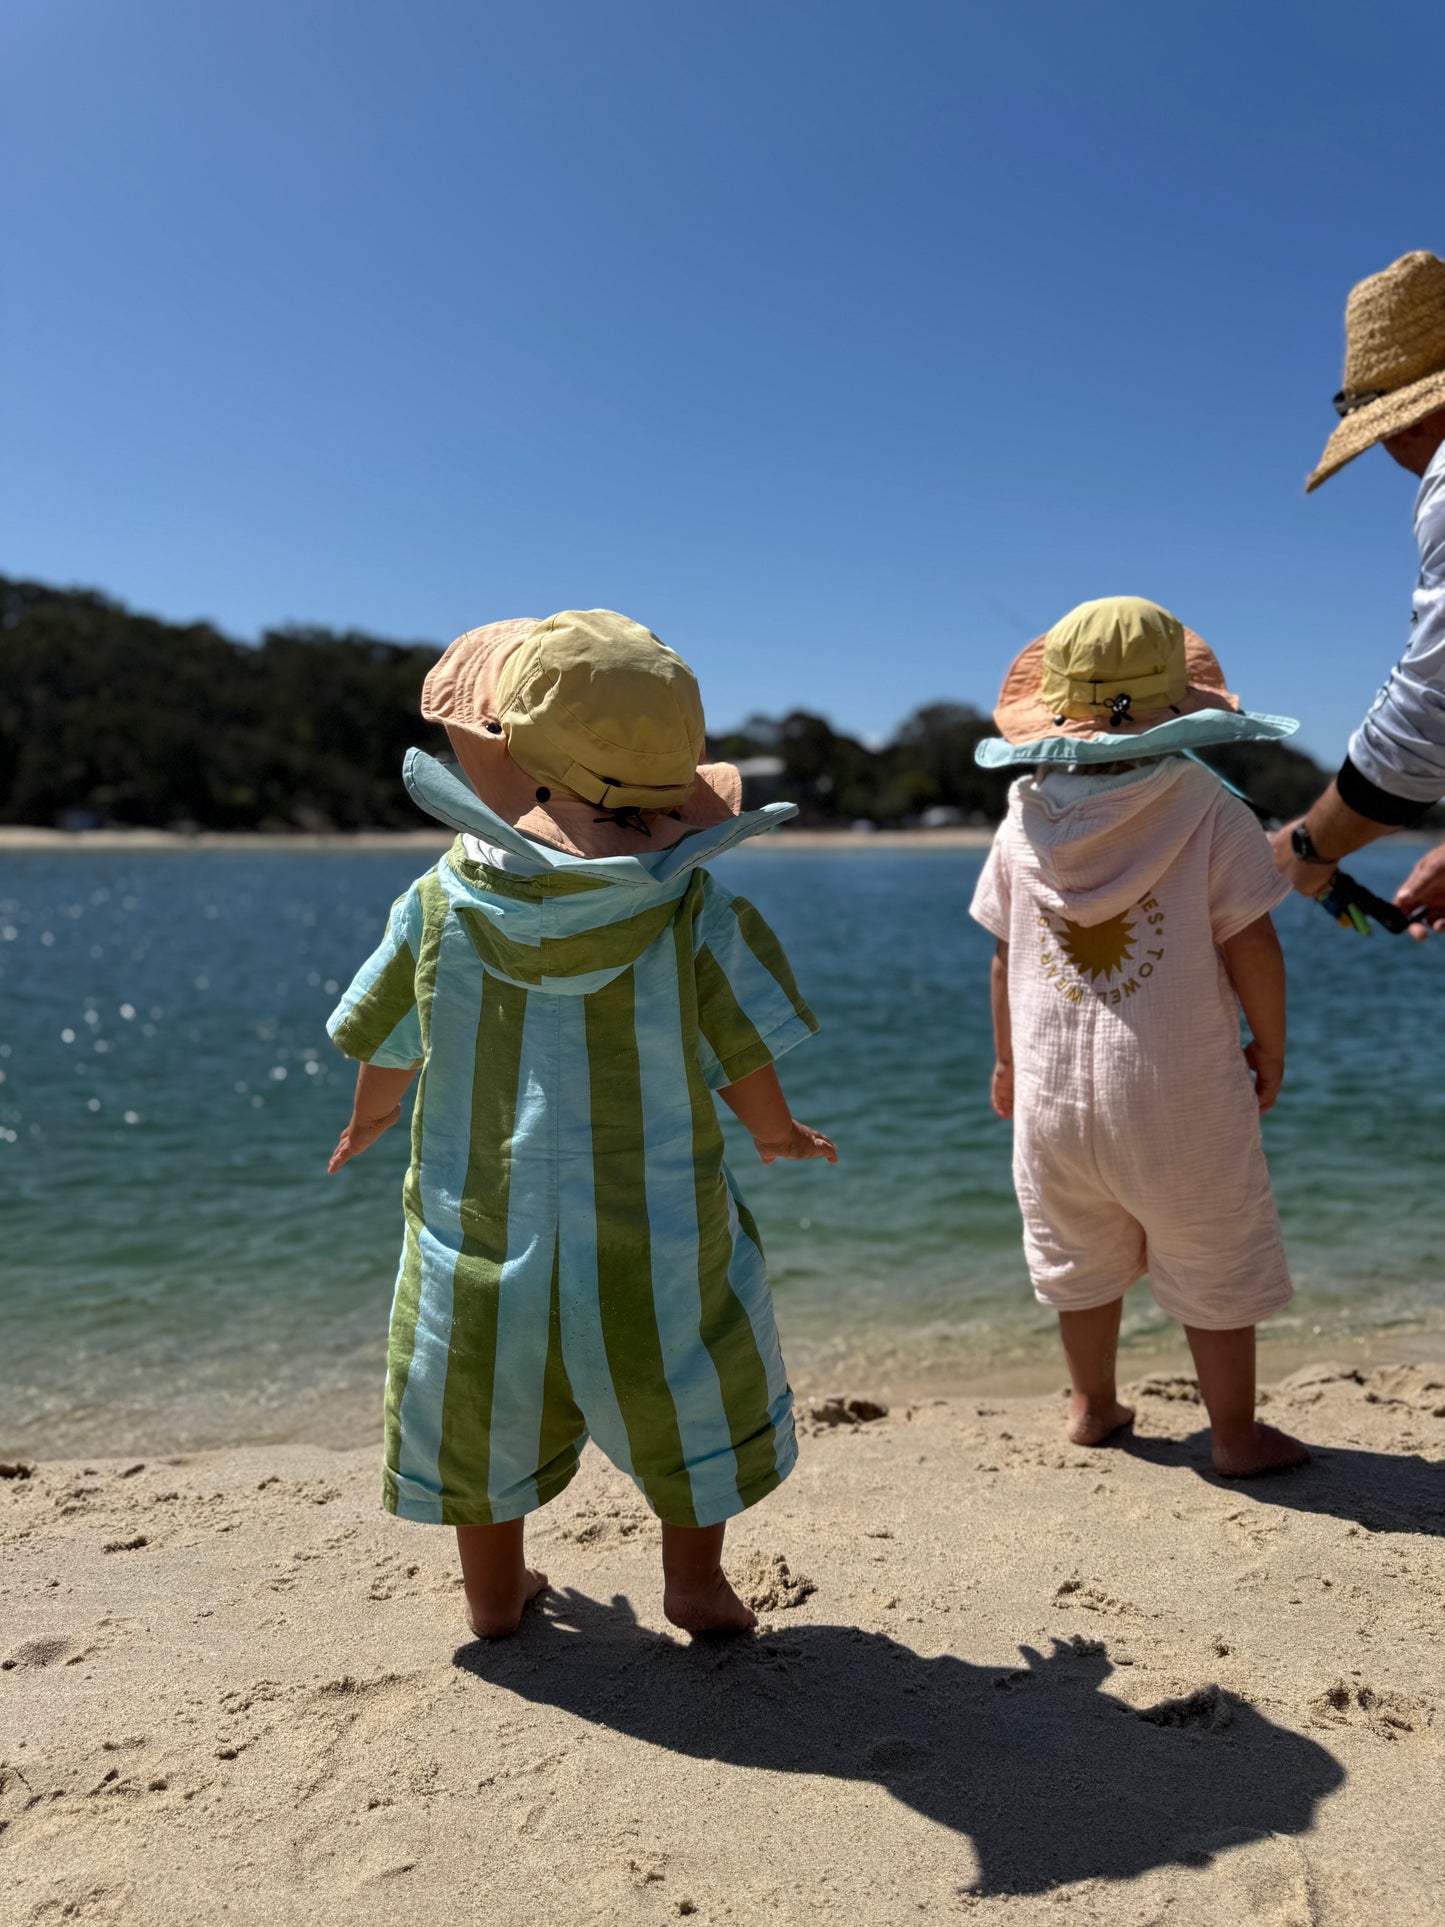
[
  {"xmin": 970, "ymin": 596, "xmax": 1309, "ymax": 1476},
  {"xmin": 327, "ymin": 609, "xmax": 835, "ymax": 1634}
]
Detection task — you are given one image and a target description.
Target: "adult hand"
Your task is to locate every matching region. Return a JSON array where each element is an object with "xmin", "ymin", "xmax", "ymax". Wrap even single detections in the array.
[
  {"xmin": 1269, "ymin": 822, "xmax": 1335, "ymax": 900},
  {"xmin": 1393, "ymin": 842, "xmax": 1445, "ymax": 940}
]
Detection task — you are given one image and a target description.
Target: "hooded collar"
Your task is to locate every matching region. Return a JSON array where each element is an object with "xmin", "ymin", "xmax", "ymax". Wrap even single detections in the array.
[
  {"xmin": 404, "ymin": 749, "xmax": 795, "ymax": 887},
  {"xmin": 1010, "ymin": 755, "xmax": 1222, "ymax": 928}
]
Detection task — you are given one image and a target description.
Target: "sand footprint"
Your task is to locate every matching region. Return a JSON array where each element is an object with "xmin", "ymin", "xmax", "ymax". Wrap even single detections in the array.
[
  {"xmin": 732, "ymin": 1551, "xmax": 816, "ymax": 1612},
  {"xmin": 1307, "ymin": 1678, "xmax": 1430, "ymax": 1739}
]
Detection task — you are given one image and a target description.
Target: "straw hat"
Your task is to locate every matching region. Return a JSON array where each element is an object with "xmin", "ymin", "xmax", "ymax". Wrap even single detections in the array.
[
  {"xmin": 418, "ymin": 609, "xmax": 742, "ymax": 858},
  {"xmin": 975, "ymin": 596, "xmax": 1298, "ymax": 770},
  {"xmin": 1306, "ymin": 251, "xmax": 1445, "ymax": 492}
]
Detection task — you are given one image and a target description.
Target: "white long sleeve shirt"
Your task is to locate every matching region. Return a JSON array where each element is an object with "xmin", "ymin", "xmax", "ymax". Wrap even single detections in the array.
[{"xmin": 1345, "ymin": 438, "xmax": 1445, "ymax": 812}]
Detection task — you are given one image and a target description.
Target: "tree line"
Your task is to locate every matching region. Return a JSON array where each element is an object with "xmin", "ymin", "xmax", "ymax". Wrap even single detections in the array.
[{"xmin": 0, "ymin": 575, "xmax": 1337, "ymax": 831}]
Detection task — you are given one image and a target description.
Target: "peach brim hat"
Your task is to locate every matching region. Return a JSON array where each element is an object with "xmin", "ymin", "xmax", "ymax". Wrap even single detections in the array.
[
  {"xmin": 975, "ymin": 596, "xmax": 1298, "ymax": 770},
  {"xmin": 416, "ymin": 613, "xmax": 743, "ymax": 860}
]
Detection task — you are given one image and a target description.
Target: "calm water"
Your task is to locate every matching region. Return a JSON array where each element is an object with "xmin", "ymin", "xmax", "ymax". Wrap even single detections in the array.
[{"xmin": 2, "ymin": 843, "xmax": 1443, "ymax": 1455}]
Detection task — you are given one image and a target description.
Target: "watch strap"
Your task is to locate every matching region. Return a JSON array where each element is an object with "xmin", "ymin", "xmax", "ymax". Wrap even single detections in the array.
[{"xmin": 1291, "ymin": 821, "xmax": 1336, "ymax": 865}]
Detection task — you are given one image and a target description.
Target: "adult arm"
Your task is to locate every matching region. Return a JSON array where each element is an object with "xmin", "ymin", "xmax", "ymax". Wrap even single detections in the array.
[
  {"xmin": 1269, "ymin": 778, "xmax": 1417, "ymax": 897},
  {"xmin": 1273, "ymin": 452, "xmax": 1445, "ymax": 900}
]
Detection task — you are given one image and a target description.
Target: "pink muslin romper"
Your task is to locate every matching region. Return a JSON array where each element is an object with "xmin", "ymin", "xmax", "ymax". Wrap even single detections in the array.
[{"xmin": 970, "ymin": 757, "xmax": 1294, "ymax": 1330}]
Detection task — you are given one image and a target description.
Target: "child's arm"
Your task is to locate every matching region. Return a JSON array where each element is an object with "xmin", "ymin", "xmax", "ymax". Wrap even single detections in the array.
[
  {"xmin": 990, "ymin": 939, "xmax": 1013, "ymax": 1120},
  {"xmin": 328, "ymin": 1063, "xmax": 418, "ymax": 1173},
  {"xmin": 1219, "ymin": 911, "xmax": 1286, "ymax": 1111},
  {"xmin": 717, "ymin": 1063, "xmax": 837, "ymax": 1165}
]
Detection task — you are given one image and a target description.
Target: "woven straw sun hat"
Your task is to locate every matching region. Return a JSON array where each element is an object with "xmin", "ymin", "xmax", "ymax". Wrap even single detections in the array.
[
  {"xmin": 975, "ymin": 595, "xmax": 1298, "ymax": 770},
  {"xmin": 1307, "ymin": 250, "xmax": 1445, "ymax": 492},
  {"xmin": 419, "ymin": 608, "xmax": 742, "ymax": 859}
]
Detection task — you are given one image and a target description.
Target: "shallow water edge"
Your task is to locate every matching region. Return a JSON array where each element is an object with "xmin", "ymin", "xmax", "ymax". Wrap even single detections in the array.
[{"xmin": 11, "ymin": 1321, "xmax": 1443, "ymax": 1464}]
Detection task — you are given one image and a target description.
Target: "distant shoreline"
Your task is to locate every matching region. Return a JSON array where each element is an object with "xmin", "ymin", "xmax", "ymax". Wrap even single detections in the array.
[
  {"xmin": 0, "ymin": 824, "xmax": 1003, "ymax": 852},
  {"xmin": 1, "ymin": 824, "xmax": 1437, "ymax": 854}
]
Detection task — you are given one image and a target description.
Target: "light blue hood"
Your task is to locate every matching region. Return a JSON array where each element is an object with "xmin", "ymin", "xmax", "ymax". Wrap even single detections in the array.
[
  {"xmin": 404, "ymin": 748, "xmax": 796, "ymax": 890},
  {"xmin": 975, "ymin": 706, "xmax": 1300, "ymax": 770}
]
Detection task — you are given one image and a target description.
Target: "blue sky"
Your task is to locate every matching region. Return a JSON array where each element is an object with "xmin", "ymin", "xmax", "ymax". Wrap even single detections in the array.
[{"xmin": 4, "ymin": 0, "xmax": 1441, "ymax": 757}]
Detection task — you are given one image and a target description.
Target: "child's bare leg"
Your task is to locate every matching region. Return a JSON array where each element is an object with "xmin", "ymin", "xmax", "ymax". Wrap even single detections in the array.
[
  {"xmin": 456, "ymin": 1520, "xmax": 549, "ymax": 1638},
  {"xmin": 1183, "ymin": 1323, "xmax": 1309, "ymax": 1477},
  {"xmin": 662, "ymin": 1522, "xmax": 756, "ymax": 1635},
  {"xmin": 1057, "ymin": 1301, "xmax": 1135, "ymax": 1445}
]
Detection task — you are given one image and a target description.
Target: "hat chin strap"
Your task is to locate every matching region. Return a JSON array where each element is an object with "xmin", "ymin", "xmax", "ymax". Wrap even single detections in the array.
[
  {"xmin": 1052, "ymin": 669, "xmax": 1181, "ymax": 715},
  {"xmin": 555, "ymin": 760, "xmax": 695, "ymax": 813}
]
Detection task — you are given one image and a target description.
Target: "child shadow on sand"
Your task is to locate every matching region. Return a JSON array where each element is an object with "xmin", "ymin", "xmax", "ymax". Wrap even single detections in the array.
[
  {"xmin": 1117, "ymin": 1428, "xmax": 1445, "ymax": 1538},
  {"xmin": 456, "ymin": 1591, "xmax": 1343, "ymax": 1899}
]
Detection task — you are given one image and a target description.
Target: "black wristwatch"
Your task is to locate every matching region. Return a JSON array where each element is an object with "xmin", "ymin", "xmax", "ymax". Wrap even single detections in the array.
[{"xmin": 1290, "ymin": 820, "xmax": 1336, "ymax": 866}]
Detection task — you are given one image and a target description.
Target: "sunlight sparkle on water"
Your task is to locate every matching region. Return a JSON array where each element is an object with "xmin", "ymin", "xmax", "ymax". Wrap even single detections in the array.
[{"xmin": 1, "ymin": 843, "xmax": 1442, "ymax": 1458}]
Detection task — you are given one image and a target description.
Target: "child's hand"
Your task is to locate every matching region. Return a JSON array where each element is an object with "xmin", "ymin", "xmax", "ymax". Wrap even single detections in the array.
[
  {"xmin": 752, "ymin": 1120, "xmax": 838, "ymax": 1165},
  {"xmin": 1243, "ymin": 1041, "xmax": 1284, "ymax": 1112},
  {"xmin": 991, "ymin": 1060, "xmax": 1014, "ymax": 1120},
  {"xmin": 328, "ymin": 1104, "xmax": 402, "ymax": 1173}
]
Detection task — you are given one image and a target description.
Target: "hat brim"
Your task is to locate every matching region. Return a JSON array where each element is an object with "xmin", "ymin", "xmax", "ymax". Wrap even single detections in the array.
[
  {"xmin": 991, "ymin": 628, "xmax": 1238, "ymax": 745},
  {"xmin": 975, "ymin": 706, "xmax": 1300, "ymax": 770},
  {"xmin": 1306, "ymin": 368, "xmax": 1445, "ymax": 491},
  {"xmin": 979, "ymin": 624, "xmax": 1298, "ymax": 769},
  {"xmin": 421, "ymin": 617, "xmax": 739, "ymax": 859}
]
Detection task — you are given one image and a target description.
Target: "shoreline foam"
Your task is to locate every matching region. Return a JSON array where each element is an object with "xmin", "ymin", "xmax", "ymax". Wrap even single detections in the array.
[{"xmin": 9, "ymin": 1325, "xmax": 1444, "ymax": 1465}]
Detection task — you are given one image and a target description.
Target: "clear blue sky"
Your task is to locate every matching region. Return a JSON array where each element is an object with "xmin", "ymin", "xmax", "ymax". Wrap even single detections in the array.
[{"xmin": 4, "ymin": 0, "xmax": 1441, "ymax": 757}]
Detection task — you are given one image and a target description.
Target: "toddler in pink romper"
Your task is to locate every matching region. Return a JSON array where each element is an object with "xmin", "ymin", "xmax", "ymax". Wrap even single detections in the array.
[{"xmin": 970, "ymin": 597, "xmax": 1311, "ymax": 1478}]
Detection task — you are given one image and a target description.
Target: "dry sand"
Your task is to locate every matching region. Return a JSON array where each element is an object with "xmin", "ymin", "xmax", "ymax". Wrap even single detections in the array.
[{"xmin": 3, "ymin": 1363, "xmax": 1443, "ymax": 1927}]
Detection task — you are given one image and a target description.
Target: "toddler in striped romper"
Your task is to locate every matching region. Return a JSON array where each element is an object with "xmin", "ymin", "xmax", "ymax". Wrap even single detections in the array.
[{"xmin": 326, "ymin": 611, "xmax": 836, "ymax": 1637}]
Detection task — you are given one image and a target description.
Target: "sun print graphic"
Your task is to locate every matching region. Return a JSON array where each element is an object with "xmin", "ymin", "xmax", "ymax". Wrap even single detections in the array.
[{"xmin": 1054, "ymin": 911, "xmax": 1137, "ymax": 983}]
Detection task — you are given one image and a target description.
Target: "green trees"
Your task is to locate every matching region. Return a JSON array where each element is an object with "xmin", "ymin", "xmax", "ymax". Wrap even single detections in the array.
[
  {"xmin": 0, "ymin": 576, "xmax": 1338, "ymax": 830},
  {"xmin": 0, "ymin": 577, "xmax": 447, "ymax": 829},
  {"xmin": 712, "ymin": 704, "xmax": 1015, "ymax": 825}
]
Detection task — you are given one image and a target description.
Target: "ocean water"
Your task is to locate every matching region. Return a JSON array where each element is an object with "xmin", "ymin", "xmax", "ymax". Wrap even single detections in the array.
[{"xmin": 2, "ymin": 842, "xmax": 1443, "ymax": 1457}]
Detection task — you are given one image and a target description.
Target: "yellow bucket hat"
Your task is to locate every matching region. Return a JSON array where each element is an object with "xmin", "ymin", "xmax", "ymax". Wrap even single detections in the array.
[
  {"xmin": 495, "ymin": 609, "xmax": 705, "ymax": 811},
  {"xmin": 417, "ymin": 609, "xmax": 741, "ymax": 857},
  {"xmin": 1036, "ymin": 596, "xmax": 1191, "ymax": 720},
  {"xmin": 976, "ymin": 595, "xmax": 1298, "ymax": 769}
]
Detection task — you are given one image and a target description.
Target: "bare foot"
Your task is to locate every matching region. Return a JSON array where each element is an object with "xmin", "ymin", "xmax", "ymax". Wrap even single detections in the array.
[
  {"xmin": 1212, "ymin": 1424, "xmax": 1310, "ymax": 1479},
  {"xmin": 663, "ymin": 1568, "xmax": 757, "ymax": 1636},
  {"xmin": 1066, "ymin": 1395, "xmax": 1135, "ymax": 1447},
  {"xmin": 466, "ymin": 1566, "xmax": 549, "ymax": 1639}
]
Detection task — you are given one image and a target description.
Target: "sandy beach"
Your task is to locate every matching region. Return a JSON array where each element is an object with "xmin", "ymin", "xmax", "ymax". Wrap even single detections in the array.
[{"xmin": 4, "ymin": 1362, "xmax": 1442, "ymax": 1926}]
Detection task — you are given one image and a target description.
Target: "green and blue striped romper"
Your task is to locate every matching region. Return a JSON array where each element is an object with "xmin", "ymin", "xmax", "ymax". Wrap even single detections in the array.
[{"xmin": 328, "ymin": 778, "xmax": 817, "ymax": 1530}]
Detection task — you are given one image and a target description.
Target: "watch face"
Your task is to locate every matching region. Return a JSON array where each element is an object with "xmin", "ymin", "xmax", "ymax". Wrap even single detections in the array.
[{"xmin": 1291, "ymin": 824, "xmax": 1314, "ymax": 860}]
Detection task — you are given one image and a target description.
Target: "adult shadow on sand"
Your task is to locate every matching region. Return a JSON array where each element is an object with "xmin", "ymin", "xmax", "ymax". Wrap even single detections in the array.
[
  {"xmin": 456, "ymin": 1594, "xmax": 1344, "ymax": 1898},
  {"xmin": 1118, "ymin": 1430, "xmax": 1445, "ymax": 1539}
]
